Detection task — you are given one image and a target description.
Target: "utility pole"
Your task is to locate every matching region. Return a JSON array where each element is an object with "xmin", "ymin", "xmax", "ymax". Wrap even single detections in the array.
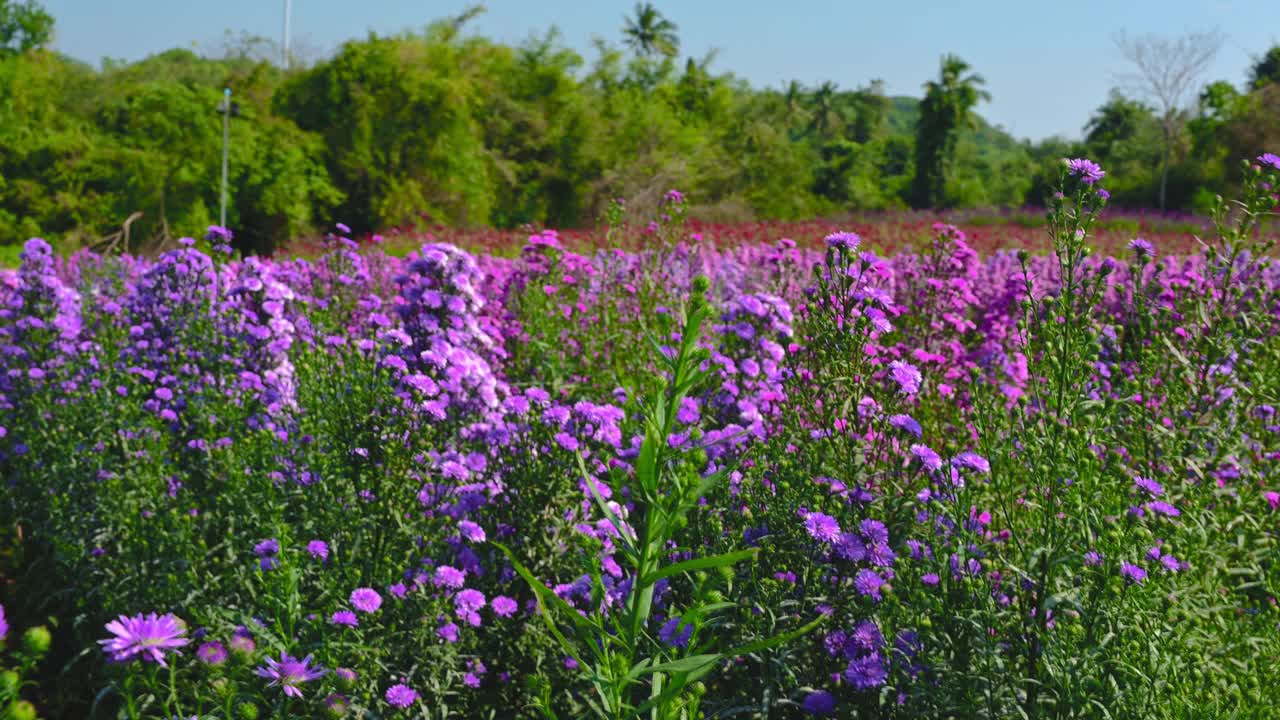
[{"xmin": 283, "ymin": 0, "xmax": 292, "ymax": 70}]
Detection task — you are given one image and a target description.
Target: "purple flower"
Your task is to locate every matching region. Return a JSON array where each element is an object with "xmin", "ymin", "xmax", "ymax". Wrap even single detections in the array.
[
  {"xmin": 844, "ymin": 652, "xmax": 888, "ymax": 689},
  {"xmin": 921, "ymin": 573, "xmax": 940, "ymax": 587},
  {"xmin": 835, "ymin": 532, "xmax": 867, "ymax": 562},
  {"xmin": 196, "ymin": 641, "xmax": 227, "ymax": 666},
  {"xmin": 306, "ymin": 540, "xmax": 329, "ymax": 560},
  {"xmin": 434, "ymin": 566, "xmax": 467, "ymax": 589},
  {"xmin": 859, "ymin": 518, "xmax": 889, "ymax": 544},
  {"xmin": 1257, "ymin": 153, "xmax": 1280, "ymax": 170},
  {"xmin": 253, "ymin": 539, "xmax": 279, "ymax": 557},
  {"xmin": 455, "ymin": 589, "xmax": 487, "ymax": 626},
  {"xmin": 351, "ymin": 588, "xmax": 382, "ymax": 613},
  {"xmin": 888, "ymin": 414, "xmax": 922, "ymax": 437},
  {"xmin": 1159, "ymin": 554, "xmax": 1181, "ymax": 573},
  {"xmin": 437, "ymin": 622, "xmax": 460, "ymax": 643},
  {"xmin": 802, "ymin": 689, "xmax": 836, "ymax": 715},
  {"xmin": 1133, "ymin": 477, "xmax": 1163, "ymax": 497},
  {"xmin": 854, "ymin": 569, "xmax": 884, "ymax": 601},
  {"xmin": 255, "ymin": 652, "xmax": 326, "ymax": 698},
  {"xmin": 389, "ymin": 582, "xmax": 408, "ymax": 600},
  {"xmin": 1127, "ymin": 238, "xmax": 1154, "ymax": 259},
  {"xmin": 1084, "ymin": 551, "xmax": 1103, "ymax": 567},
  {"xmin": 491, "ymin": 595, "xmax": 518, "ymax": 617},
  {"xmin": 1146, "ymin": 501, "xmax": 1180, "ymax": 517},
  {"xmin": 804, "ymin": 512, "xmax": 842, "ymax": 543},
  {"xmin": 99, "ymin": 613, "xmax": 189, "ymax": 667},
  {"xmin": 1120, "ymin": 562, "xmax": 1147, "ymax": 585},
  {"xmin": 952, "ymin": 452, "xmax": 990, "ymax": 474},
  {"xmin": 910, "ymin": 444, "xmax": 943, "ymax": 472},
  {"xmin": 331, "ymin": 610, "xmax": 359, "ymax": 627},
  {"xmin": 888, "ymin": 360, "xmax": 922, "ymax": 395},
  {"xmin": 824, "ymin": 232, "xmax": 861, "ymax": 252},
  {"xmin": 659, "ymin": 616, "xmax": 693, "ymax": 648},
  {"xmin": 385, "ymin": 683, "xmax": 419, "ymax": 708},
  {"xmin": 457, "ymin": 520, "xmax": 486, "ymax": 543},
  {"xmin": 0, "ymin": 606, "xmax": 7, "ymax": 641},
  {"xmin": 1065, "ymin": 158, "xmax": 1106, "ymax": 185}
]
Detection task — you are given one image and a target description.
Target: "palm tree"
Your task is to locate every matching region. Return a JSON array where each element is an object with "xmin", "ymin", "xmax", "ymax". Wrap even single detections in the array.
[
  {"xmin": 807, "ymin": 81, "xmax": 843, "ymax": 141},
  {"xmin": 621, "ymin": 3, "xmax": 679, "ymax": 58},
  {"xmin": 911, "ymin": 54, "xmax": 990, "ymax": 208}
]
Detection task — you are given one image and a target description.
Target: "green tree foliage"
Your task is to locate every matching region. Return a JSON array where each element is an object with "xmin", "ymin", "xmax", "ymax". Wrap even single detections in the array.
[
  {"xmin": 1249, "ymin": 45, "xmax": 1280, "ymax": 89},
  {"xmin": 911, "ymin": 55, "xmax": 990, "ymax": 208},
  {"xmin": 0, "ymin": 0, "xmax": 51, "ymax": 55},
  {"xmin": 5, "ymin": 0, "xmax": 1274, "ymax": 257}
]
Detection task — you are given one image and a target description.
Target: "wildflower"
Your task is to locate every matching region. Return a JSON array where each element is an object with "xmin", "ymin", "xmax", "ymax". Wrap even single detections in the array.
[
  {"xmin": 910, "ymin": 444, "xmax": 943, "ymax": 472},
  {"xmin": 197, "ymin": 641, "xmax": 227, "ymax": 666},
  {"xmin": 1120, "ymin": 562, "xmax": 1147, "ymax": 585},
  {"xmin": 824, "ymin": 232, "xmax": 861, "ymax": 252},
  {"xmin": 803, "ymin": 512, "xmax": 841, "ymax": 543},
  {"xmin": 255, "ymin": 652, "xmax": 326, "ymax": 698},
  {"xmin": 437, "ymin": 622, "xmax": 460, "ymax": 643},
  {"xmin": 802, "ymin": 689, "xmax": 836, "ymax": 715},
  {"xmin": 433, "ymin": 566, "xmax": 466, "ymax": 589},
  {"xmin": 325, "ymin": 694, "xmax": 350, "ymax": 716},
  {"xmin": 253, "ymin": 539, "xmax": 280, "ymax": 557},
  {"xmin": 659, "ymin": 616, "xmax": 693, "ymax": 648},
  {"xmin": 1133, "ymin": 477, "xmax": 1163, "ymax": 496},
  {"xmin": 1127, "ymin": 238, "xmax": 1154, "ymax": 259},
  {"xmin": 888, "ymin": 414, "xmax": 922, "ymax": 437},
  {"xmin": 1159, "ymin": 554, "xmax": 1181, "ymax": 573},
  {"xmin": 1257, "ymin": 153, "xmax": 1280, "ymax": 170},
  {"xmin": 388, "ymin": 582, "xmax": 408, "ymax": 600},
  {"xmin": 331, "ymin": 611, "xmax": 359, "ymax": 628},
  {"xmin": 350, "ymin": 588, "xmax": 382, "ymax": 613},
  {"xmin": 1084, "ymin": 551, "xmax": 1103, "ymax": 567},
  {"xmin": 847, "ymin": 620, "xmax": 884, "ymax": 655},
  {"xmin": 844, "ymin": 652, "xmax": 888, "ymax": 689},
  {"xmin": 1065, "ymin": 158, "xmax": 1105, "ymax": 185},
  {"xmin": 1146, "ymin": 501, "xmax": 1180, "ymax": 517},
  {"xmin": 854, "ymin": 569, "xmax": 884, "ymax": 601},
  {"xmin": 859, "ymin": 519, "xmax": 889, "ymax": 544},
  {"xmin": 491, "ymin": 596, "xmax": 518, "ymax": 617},
  {"xmin": 920, "ymin": 573, "xmax": 940, "ymax": 587},
  {"xmin": 1266, "ymin": 491, "xmax": 1279, "ymax": 511},
  {"xmin": 385, "ymin": 683, "xmax": 418, "ymax": 708},
  {"xmin": 0, "ymin": 605, "xmax": 6, "ymax": 641},
  {"xmin": 455, "ymin": 589, "xmax": 487, "ymax": 626},
  {"xmin": 834, "ymin": 533, "xmax": 867, "ymax": 562},
  {"xmin": 952, "ymin": 452, "xmax": 990, "ymax": 474},
  {"xmin": 306, "ymin": 540, "xmax": 330, "ymax": 560},
  {"xmin": 457, "ymin": 520, "xmax": 486, "ymax": 543},
  {"xmin": 228, "ymin": 628, "xmax": 256, "ymax": 655},
  {"xmin": 888, "ymin": 360, "xmax": 922, "ymax": 395},
  {"xmin": 99, "ymin": 613, "xmax": 189, "ymax": 667}
]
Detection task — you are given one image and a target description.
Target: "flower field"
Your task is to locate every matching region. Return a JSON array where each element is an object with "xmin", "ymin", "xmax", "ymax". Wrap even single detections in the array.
[{"xmin": 2, "ymin": 158, "xmax": 1280, "ymax": 720}]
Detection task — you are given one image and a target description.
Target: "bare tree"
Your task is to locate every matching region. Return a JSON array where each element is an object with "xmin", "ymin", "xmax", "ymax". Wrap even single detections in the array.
[{"xmin": 1114, "ymin": 29, "xmax": 1225, "ymax": 210}]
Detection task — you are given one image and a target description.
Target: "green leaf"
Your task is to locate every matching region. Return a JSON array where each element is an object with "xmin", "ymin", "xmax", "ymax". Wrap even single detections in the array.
[{"xmin": 642, "ymin": 548, "xmax": 758, "ymax": 585}]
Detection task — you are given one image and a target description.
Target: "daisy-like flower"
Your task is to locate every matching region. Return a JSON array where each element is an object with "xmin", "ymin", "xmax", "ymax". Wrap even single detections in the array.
[
  {"xmin": 385, "ymin": 683, "xmax": 419, "ymax": 708},
  {"xmin": 331, "ymin": 610, "xmax": 359, "ymax": 628},
  {"xmin": 1065, "ymin": 157, "xmax": 1106, "ymax": 185},
  {"xmin": 803, "ymin": 512, "xmax": 841, "ymax": 543},
  {"xmin": 491, "ymin": 596, "xmax": 518, "ymax": 617},
  {"xmin": 1133, "ymin": 476, "xmax": 1164, "ymax": 497},
  {"xmin": 350, "ymin": 588, "xmax": 382, "ymax": 613},
  {"xmin": 306, "ymin": 540, "xmax": 329, "ymax": 561},
  {"xmin": 824, "ymin": 231, "xmax": 861, "ymax": 252},
  {"xmin": 457, "ymin": 520, "xmax": 486, "ymax": 543},
  {"xmin": 1127, "ymin": 238, "xmax": 1155, "ymax": 259},
  {"xmin": 888, "ymin": 360, "xmax": 922, "ymax": 395},
  {"xmin": 909, "ymin": 444, "xmax": 943, "ymax": 472},
  {"xmin": 1119, "ymin": 562, "xmax": 1147, "ymax": 585},
  {"xmin": 99, "ymin": 613, "xmax": 189, "ymax": 667},
  {"xmin": 1257, "ymin": 153, "xmax": 1280, "ymax": 171},
  {"xmin": 196, "ymin": 641, "xmax": 227, "ymax": 666},
  {"xmin": 255, "ymin": 652, "xmax": 326, "ymax": 698},
  {"xmin": 433, "ymin": 566, "xmax": 466, "ymax": 589}
]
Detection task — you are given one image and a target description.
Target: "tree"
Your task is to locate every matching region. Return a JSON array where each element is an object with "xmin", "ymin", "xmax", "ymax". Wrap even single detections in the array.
[
  {"xmin": 0, "ymin": 0, "xmax": 53, "ymax": 55},
  {"xmin": 1250, "ymin": 45, "xmax": 1280, "ymax": 89},
  {"xmin": 621, "ymin": 3, "xmax": 678, "ymax": 58},
  {"xmin": 806, "ymin": 81, "xmax": 842, "ymax": 141},
  {"xmin": 1114, "ymin": 29, "xmax": 1224, "ymax": 210},
  {"xmin": 911, "ymin": 54, "xmax": 990, "ymax": 208}
]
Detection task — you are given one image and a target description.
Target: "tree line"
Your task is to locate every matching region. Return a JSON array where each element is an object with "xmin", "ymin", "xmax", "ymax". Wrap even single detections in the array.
[{"xmin": 1, "ymin": 1, "xmax": 1277, "ymax": 255}]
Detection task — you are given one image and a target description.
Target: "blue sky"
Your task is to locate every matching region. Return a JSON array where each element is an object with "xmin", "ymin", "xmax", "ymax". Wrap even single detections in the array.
[{"xmin": 42, "ymin": 0, "xmax": 1280, "ymax": 141}]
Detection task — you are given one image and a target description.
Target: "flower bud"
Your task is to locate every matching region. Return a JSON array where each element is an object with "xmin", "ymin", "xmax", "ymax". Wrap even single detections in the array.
[
  {"xmin": 6, "ymin": 700, "xmax": 36, "ymax": 720},
  {"xmin": 21, "ymin": 627, "xmax": 50, "ymax": 656}
]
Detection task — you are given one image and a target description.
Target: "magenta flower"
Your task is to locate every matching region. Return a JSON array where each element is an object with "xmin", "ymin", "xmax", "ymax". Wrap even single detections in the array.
[
  {"xmin": 1120, "ymin": 562, "xmax": 1147, "ymax": 585},
  {"xmin": 823, "ymin": 232, "xmax": 861, "ymax": 252},
  {"xmin": 888, "ymin": 360, "xmax": 922, "ymax": 395},
  {"xmin": 99, "ymin": 613, "xmax": 189, "ymax": 667},
  {"xmin": 1257, "ymin": 153, "xmax": 1280, "ymax": 170},
  {"xmin": 350, "ymin": 588, "xmax": 382, "ymax": 613},
  {"xmin": 803, "ymin": 512, "xmax": 841, "ymax": 543},
  {"xmin": 331, "ymin": 610, "xmax": 359, "ymax": 627},
  {"xmin": 196, "ymin": 641, "xmax": 227, "ymax": 666},
  {"xmin": 255, "ymin": 652, "xmax": 326, "ymax": 698},
  {"xmin": 386, "ymin": 683, "xmax": 419, "ymax": 708},
  {"xmin": 1065, "ymin": 157, "xmax": 1106, "ymax": 185},
  {"xmin": 306, "ymin": 540, "xmax": 329, "ymax": 560},
  {"xmin": 491, "ymin": 596, "xmax": 518, "ymax": 617},
  {"xmin": 457, "ymin": 520, "xmax": 486, "ymax": 543}
]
